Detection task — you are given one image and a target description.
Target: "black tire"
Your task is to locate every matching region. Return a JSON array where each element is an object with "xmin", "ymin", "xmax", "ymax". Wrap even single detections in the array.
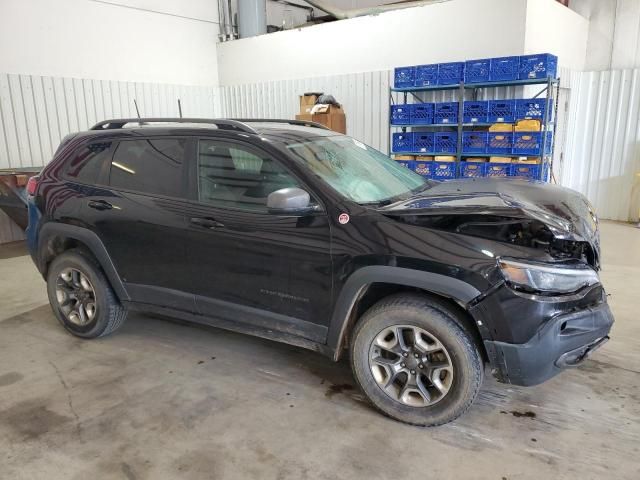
[
  {"xmin": 350, "ymin": 293, "xmax": 483, "ymax": 426},
  {"xmin": 46, "ymin": 249, "xmax": 127, "ymax": 338}
]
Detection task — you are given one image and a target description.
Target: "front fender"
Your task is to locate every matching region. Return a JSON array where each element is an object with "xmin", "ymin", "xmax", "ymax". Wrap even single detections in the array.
[{"xmin": 325, "ymin": 266, "xmax": 482, "ymax": 360}]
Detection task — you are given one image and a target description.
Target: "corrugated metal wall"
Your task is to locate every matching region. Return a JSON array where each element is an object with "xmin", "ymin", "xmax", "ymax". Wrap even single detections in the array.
[
  {"xmin": 0, "ymin": 73, "xmax": 221, "ymax": 169},
  {"xmin": 561, "ymin": 69, "xmax": 640, "ymax": 221}
]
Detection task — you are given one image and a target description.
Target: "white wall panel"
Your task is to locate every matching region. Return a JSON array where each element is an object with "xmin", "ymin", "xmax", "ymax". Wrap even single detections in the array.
[
  {"xmin": 562, "ymin": 69, "xmax": 640, "ymax": 221},
  {"xmin": 0, "ymin": 73, "xmax": 221, "ymax": 169}
]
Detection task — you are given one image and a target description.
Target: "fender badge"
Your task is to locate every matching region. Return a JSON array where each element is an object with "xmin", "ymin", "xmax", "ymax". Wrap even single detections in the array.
[{"xmin": 338, "ymin": 213, "xmax": 350, "ymax": 225}]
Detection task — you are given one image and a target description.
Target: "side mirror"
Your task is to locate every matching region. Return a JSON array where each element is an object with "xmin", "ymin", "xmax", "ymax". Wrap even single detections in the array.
[{"xmin": 267, "ymin": 187, "xmax": 315, "ymax": 214}]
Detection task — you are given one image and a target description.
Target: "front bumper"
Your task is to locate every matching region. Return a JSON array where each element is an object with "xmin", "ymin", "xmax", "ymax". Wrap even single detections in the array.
[{"xmin": 483, "ymin": 301, "xmax": 614, "ymax": 386}]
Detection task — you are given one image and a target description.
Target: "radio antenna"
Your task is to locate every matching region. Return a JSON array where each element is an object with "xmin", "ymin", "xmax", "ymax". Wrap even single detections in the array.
[
  {"xmin": 133, "ymin": 99, "xmax": 141, "ymax": 123},
  {"xmin": 178, "ymin": 99, "xmax": 183, "ymax": 118}
]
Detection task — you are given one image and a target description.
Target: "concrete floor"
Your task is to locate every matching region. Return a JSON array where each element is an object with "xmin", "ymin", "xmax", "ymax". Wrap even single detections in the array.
[{"xmin": 0, "ymin": 221, "xmax": 639, "ymax": 480}]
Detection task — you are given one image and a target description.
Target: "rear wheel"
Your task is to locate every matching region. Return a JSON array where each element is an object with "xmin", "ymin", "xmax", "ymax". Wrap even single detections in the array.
[
  {"xmin": 47, "ymin": 250, "xmax": 127, "ymax": 338},
  {"xmin": 350, "ymin": 293, "xmax": 483, "ymax": 426}
]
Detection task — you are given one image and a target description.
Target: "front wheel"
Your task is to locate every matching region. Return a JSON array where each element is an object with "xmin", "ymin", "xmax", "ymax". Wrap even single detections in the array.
[{"xmin": 350, "ymin": 293, "xmax": 483, "ymax": 426}]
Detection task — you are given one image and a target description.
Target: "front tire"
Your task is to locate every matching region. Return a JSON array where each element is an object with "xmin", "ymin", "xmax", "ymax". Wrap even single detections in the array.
[
  {"xmin": 350, "ymin": 293, "xmax": 483, "ymax": 426},
  {"xmin": 47, "ymin": 249, "xmax": 127, "ymax": 338}
]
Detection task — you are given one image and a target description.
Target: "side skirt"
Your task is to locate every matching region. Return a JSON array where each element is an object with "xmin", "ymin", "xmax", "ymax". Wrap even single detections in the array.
[{"xmin": 124, "ymin": 301, "xmax": 335, "ymax": 358}]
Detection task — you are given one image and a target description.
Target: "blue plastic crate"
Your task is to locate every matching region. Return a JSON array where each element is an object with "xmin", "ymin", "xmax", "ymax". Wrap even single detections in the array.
[
  {"xmin": 394, "ymin": 159, "xmax": 414, "ymax": 170},
  {"xmin": 488, "ymin": 100, "xmax": 516, "ymax": 123},
  {"xmin": 394, "ymin": 66, "xmax": 416, "ymax": 88},
  {"xmin": 463, "ymin": 101, "xmax": 489, "ymax": 123},
  {"xmin": 390, "ymin": 104, "xmax": 411, "ymax": 125},
  {"xmin": 462, "ymin": 132, "xmax": 488, "ymax": 154},
  {"xmin": 434, "ymin": 132, "xmax": 458, "ymax": 153},
  {"xmin": 484, "ymin": 163, "xmax": 511, "ymax": 177},
  {"xmin": 438, "ymin": 62, "xmax": 464, "ymax": 85},
  {"xmin": 415, "ymin": 64, "xmax": 439, "ymax": 87},
  {"xmin": 519, "ymin": 53, "xmax": 558, "ymax": 80},
  {"xmin": 460, "ymin": 162, "xmax": 485, "ymax": 178},
  {"xmin": 464, "ymin": 59, "xmax": 491, "ymax": 84},
  {"xmin": 412, "ymin": 160, "xmax": 434, "ymax": 177},
  {"xmin": 392, "ymin": 132, "xmax": 414, "ymax": 153},
  {"xmin": 432, "ymin": 162, "xmax": 457, "ymax": 180},
  {"xmin": 410, "ymin": 103, "xmax": 434, "ymax": 125},
  {"xmin": 490, "ymin": 56, "xmax": 520, "ymax": 81},
  {"xmin": 488, "ymin": 132, "xmax": 513, "ymax": 154},
  {"xmin": 414, "ymin": 132, "xmax": 435, "ymax": 153},
  {"xmin": 434, "ymin": 102, "xmax": 459, "ymax": 124},
  {"xmin": 515, "ymin": 98, "xmax": 551, "ymax": 120},
  {"xmin": 512, "ymin": 131, "xmax": 553, "ymax": 156},
  {"xmin": 510, "ymin": 163, "xmax": 541, "ymax": 179}
]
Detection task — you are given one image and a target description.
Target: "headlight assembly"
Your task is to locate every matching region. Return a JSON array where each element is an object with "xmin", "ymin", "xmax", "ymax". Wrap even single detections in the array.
[{"xmin": 498, "ymin": 258, "xmax": 600, "ymax": 294}]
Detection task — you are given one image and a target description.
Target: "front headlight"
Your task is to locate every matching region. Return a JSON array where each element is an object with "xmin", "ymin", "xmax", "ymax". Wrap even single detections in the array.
[{"xmin": 498, "ymin": 258, "xmax": 600, "ymax": 294}]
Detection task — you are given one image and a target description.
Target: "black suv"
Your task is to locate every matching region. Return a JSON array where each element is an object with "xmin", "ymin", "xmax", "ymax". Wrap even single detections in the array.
[{"xmin": 26, "ymin": 118, "xmax": 613, "ymax": 426}]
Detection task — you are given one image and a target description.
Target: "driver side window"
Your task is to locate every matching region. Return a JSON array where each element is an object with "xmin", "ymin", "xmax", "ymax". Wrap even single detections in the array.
[{"xmin": 197, "ymin": 139, "xmax": 300, "ymax": 212}]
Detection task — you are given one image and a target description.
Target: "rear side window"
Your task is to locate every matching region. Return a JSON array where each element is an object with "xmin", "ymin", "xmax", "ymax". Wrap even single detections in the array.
[
  {"xmin": 65, "ymin": 142, "xmax": 112, "ymax": 184},
  {"xmin": 109, "ymin": 138, "xmax": 186, "ymax": 197}
]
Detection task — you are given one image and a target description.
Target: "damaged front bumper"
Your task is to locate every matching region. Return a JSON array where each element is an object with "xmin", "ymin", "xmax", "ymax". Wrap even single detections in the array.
[{"xmin": 472, "ymin": 283, "xmax": 614, "ymax": 386}]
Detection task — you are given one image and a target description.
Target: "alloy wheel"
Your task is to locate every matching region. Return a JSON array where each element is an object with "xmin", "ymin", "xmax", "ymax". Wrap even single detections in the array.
[
  {"xmin": 55, "ymin": 268, "xmax": 97, "ymax": 326},
  {"xmin": 368, "ymin": 325, "xmax": 454, "ymax": 407}
]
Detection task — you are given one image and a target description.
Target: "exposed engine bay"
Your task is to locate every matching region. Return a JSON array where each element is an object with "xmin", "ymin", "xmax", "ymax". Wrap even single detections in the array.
[{"xmin": 386, "ymin": 213, "xmax": 599, "ymax": 268}]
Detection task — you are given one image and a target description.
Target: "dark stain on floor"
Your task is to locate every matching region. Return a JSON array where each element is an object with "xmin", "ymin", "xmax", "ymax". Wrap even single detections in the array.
[
  {"xmin": 325, "ymin": 383, "xmax": 354, "ymax": 398},
  {"xmin": 0, "ymin": 399, "xmax": 72, "ymax": 440},
  {"xmin": 0, "ymin": 372, "xmax": 23, "ymax": 387},
  {"xmin": 501, "ymin": 410, "xmax": 537, "ymax": 419}
]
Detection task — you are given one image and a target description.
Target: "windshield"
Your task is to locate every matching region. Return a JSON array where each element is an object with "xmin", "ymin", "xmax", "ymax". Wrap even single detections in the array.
[{"xmin": 284, "ymin": 135, "xmax": 431, "ymax": 204}]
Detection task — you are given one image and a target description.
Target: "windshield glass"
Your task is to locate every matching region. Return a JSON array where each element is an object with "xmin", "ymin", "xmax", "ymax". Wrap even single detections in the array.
[{"xmin": 284, "ymin": 135, "xmax": 430, "ymax": 204}]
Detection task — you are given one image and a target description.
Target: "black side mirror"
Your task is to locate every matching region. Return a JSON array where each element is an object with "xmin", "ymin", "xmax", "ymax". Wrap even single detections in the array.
[{"xmin": 267, "ymin": 187, "xmax": 316, "ymax": 214}]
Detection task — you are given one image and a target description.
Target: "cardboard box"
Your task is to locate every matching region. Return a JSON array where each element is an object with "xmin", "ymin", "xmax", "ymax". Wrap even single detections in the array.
[
  {"xmin": 435, "ymin": 155, "xmax": 456, "ymax": 162},
  {"xmin": 490, "ymin": 157, "xmax": 512, "ymax": 163},
  {"xmin": 393, "ymin": 155, "xmax": 416, "ymax": 160},
  {"xmin": 489, "ymin": 123, "xmax": 513, "ymax": 132},
  {"xmin": 465, "ymin": 157, "xmax": 487, "ymax": 163},
  {"xmin": 512, "ymin": 158, "xmax": 540, "ymax": 164},
  {"xmin": 296, "ymin": 107, "xmax": 346, "ymax": 134},
  {"xmin": 299, "ymin": 93, "xmax": 322, "ymax": 114},
  {"xmin": 415, "ymin": 155, "xmax": 434, "ymax": 161},
  {"xmin": 515, "ymin": 119, "xmax": 541, "ymax": 132}
]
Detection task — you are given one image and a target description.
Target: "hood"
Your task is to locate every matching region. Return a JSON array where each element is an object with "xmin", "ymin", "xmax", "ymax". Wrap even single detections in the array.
[{"xmin": 380, "ymin": 178, "xmax": 600, "ymax": 265}]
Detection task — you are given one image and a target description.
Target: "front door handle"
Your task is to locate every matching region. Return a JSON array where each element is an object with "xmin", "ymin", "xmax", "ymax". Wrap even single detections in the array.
[
  {"xmin": 190, "ymin": 217, "xmax": 224, "ymax": 229},
  {"xmin": 88, "ymin": 200, "xmax": 113, "ymax": 211}
]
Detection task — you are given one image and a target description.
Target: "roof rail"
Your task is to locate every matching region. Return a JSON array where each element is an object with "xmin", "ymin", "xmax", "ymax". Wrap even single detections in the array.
[
  {"xmin": 231, "ymin": 118, "xmax": 331, "ymax": 130},
  {"xmin": 89, "ymin": 118, "xmax": 258, "ymax": 134}
]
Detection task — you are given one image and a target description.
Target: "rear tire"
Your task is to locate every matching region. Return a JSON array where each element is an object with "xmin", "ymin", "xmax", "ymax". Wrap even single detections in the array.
[
  {"xmin": 46, "ymin": 249, "xmax": 127, "ymax": 338},
  {"xmin": 350, "ymin": 293, "xmax": 483, "ymax": 426}
]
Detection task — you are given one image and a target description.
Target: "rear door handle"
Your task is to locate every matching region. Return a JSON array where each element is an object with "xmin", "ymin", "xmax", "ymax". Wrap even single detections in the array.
[
  {"xmin": 88, "ymin": 200, "xmax": 113, "ymax": 211},
  {"xmin": 190, "ymin": 217, "xmax": 224, "ymax": 229}
]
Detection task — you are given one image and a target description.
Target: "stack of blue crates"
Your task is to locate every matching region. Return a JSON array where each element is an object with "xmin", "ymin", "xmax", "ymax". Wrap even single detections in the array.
[
  {"xmin": 393, "ymin": 53, "xmax": 557, "ymax": 89},
  {"xmin": 391, "ymin": 53, "xmax": 557, "ymax": 182}
]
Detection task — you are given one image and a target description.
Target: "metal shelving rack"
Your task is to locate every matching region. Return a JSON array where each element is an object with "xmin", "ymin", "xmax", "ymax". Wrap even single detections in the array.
[{"xmin": 389, "ymin": 76, "xmax": 560, "ymax": 181}]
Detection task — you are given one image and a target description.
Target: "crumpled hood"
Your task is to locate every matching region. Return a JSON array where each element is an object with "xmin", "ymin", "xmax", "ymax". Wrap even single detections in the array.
[{"xmin": 381, "ymin": 178, "xmax": 600, "ymax": 248}]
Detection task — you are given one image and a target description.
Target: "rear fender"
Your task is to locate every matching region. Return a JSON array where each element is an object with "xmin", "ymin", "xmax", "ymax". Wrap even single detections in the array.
[{"xmin": 36, "ymin": 222, "xmax": 130, "ymax": 301}]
